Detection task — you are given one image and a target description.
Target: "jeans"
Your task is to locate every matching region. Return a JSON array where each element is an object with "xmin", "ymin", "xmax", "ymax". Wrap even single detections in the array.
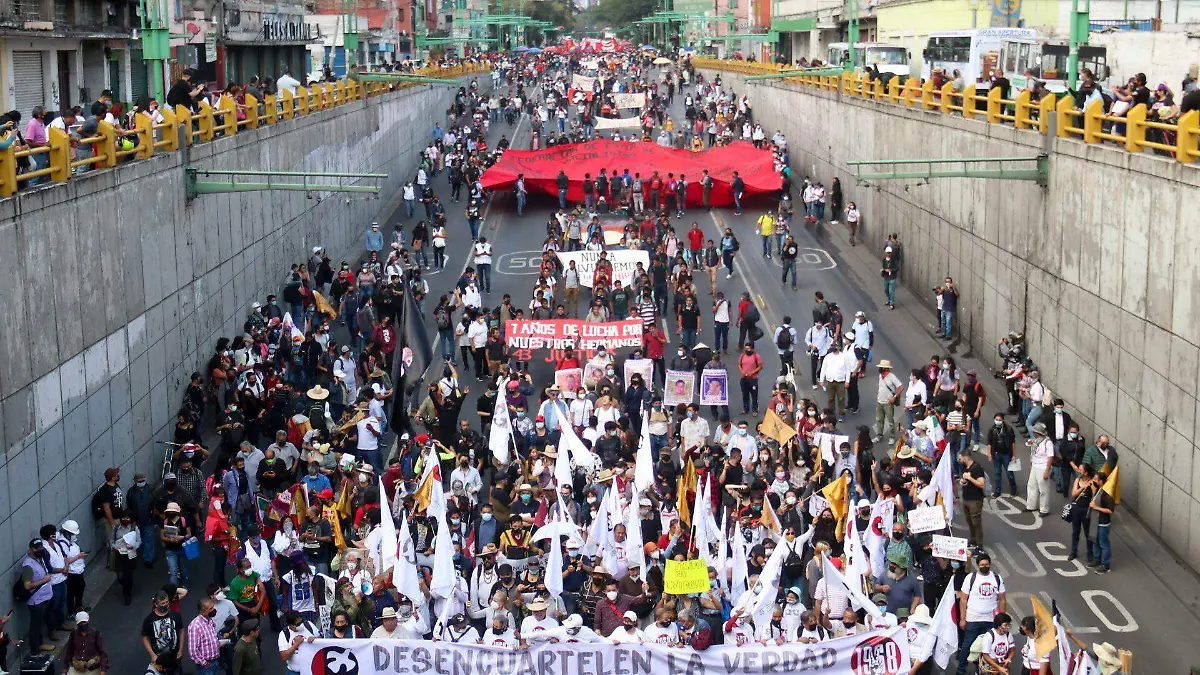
[
  {"xmin": 681, "ymin": 329, "xmax": 697, "ymax": 350},
  {"xmin": 723, "ymin": 251, "xmax": 734, "ymax": 275},
  {"xmin": 740, "ymin": 377, "xmax": 759, "ymax": 413},
  {"xmin": 212, "ymin": 542, "xmax": 228, "ymax": 586},
  {"xmin": 1026, "ymin": 405, "xmax": 1043, "ymax": 439},
  {"xmin": 733, "ymin": 191, "xmax": 742, "ymax": 213},
  {"xmin": 585, "ymin": 194, "xmax": 595, "ymax": 211},
  {"xmin": 1070, "ymin": 511, "xmax": 1092, "ymax": 558},
  {"xmin": 196, "ymin": 662, "xmax": 221, "ymax": 675},
  {"xmin": 477, "ymin": 263, "xmax": 491, "ymax": 293},
  {"xmin": 558, "ymin": 188, "xmax": 567, "ymax": 209},
  {"xmin": 434, "ymin": 246, "xmax": 446, "ymax": 269},
  {"xmin": 49, "ymin": 582, "xmax": 67, "ymax": 630},
  {"xmin": 957, "ymin": 621, "xmax": 993, "ymax": 675},
  {"xmin": 165, "ymin": 549, "xmax": 189, "ymax": 587},
  {"xmin": 439, "ymin": 329, "xmax": 455, "ymax": 361},
  {"xmin": 782, "ymin": 260, "xmax": 797, "ymax": 288},
  {"xmin": 516, "ymin": 192, "xmax": 526, "ymax": 215},
  {"xmin": 650, "ymin": 434, "xmax": 667, "ymax": 456},
  {"xmin": 939, "ymin": 310, "xmax": 954, "ymax": 337},
  {"xmin": 468, "ymin": 218, "xmax": 481, "ymax": 241},
  {"xmin": 884, "ymin": 279, "xmax": 897, "ymax": 305},
  {"xmin": 993, "ymin": 452, "xmax": 1018, "ymax": 495},
  {"xmin": 140, "ymin": 524, "xmax": 157, "ymax": 563},
  {"xmin": 405, "ymin": 199, "xmax": 414, "ymax": 218},
  {"xmin": 1092, "ymin": 523, "xmax": 1112, "ymax": 568},
  {"xmin": 761, "ymin": 235, "xmax": 772, "ymax": 257},
  {"xmin": 714, "ymin": 322, "xmax": 729, "ymax": 352}
]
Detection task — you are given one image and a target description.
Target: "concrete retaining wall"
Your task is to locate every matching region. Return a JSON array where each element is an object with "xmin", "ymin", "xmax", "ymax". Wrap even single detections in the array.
[
  {"xmin": 0, "ymin": 80, "xmax": 466, "ymax": 620},
  {"xmin": 707, "ymin": 70, "xmax": 1200, "ymax": 571}
]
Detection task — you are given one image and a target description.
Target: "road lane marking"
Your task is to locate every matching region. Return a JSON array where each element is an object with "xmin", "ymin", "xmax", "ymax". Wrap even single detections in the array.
[
  {"xmin": 1081, "ymin": 591, "xmax": 1139, "ymax": 632},
  {"xmin": 496, "ymin": 251, "xmax": 545, "ymax": 275}
]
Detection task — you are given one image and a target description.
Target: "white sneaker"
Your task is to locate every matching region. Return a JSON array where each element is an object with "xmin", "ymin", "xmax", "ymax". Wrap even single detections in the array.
[{"xmin": 726, "ymin": 273, "xmax": 732, "ymax": 279}]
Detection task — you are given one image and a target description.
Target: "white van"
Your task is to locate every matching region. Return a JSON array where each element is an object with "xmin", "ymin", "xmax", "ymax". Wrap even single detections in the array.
[
  {"xmin": 920, "ymin": 28, "xmax": 1037, "ymax": 84},
  {"xmin": 827, "ymin": 42, "xmax": 911, "ymax": 78}
]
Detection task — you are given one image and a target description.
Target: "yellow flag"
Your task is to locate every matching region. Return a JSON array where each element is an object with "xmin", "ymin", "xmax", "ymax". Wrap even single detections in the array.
[
  {"xmin": 757, "ymin": 410, "xmax": 797, "ymax": 445},
  {"xmin": 322, "ymin": 503, "xmax": 347, "ymax": 550},
  {"xmin": 820, "ymin": 474, "xmax": 849, "ymax": 541},
  {"xmin": 1102, "ymin": 466, "xmax": 1121, "ymax": 505},
  {"xmin": 760, "ymin": 494, "xmax": 782, "ymax": 536},
  {"xmin": 335, "ymin": 480, "xmax": 354, "ymax": 520},
  {"xmin": 1030, "ymin": 595, "xmax": 1058, "ymax": 659},
  {"xmin": 677, "ymin": 458, "xmax": 697, "ymax": 527},
  {"xmin": 313, "ymin": 290, "xmax": 338, "ymax": 319}
]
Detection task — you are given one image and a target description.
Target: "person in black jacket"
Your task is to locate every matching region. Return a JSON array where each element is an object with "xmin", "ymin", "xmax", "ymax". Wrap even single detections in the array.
[{"xmin": 986, "ymin": 412, "xmax": 1018, "ymax": 498}]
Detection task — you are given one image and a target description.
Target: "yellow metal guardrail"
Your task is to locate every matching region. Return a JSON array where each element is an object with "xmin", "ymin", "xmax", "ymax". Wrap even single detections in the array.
[
  {"xmin": 692, "ymin": 57, "xmax": 1200, "ymax": 165},
  {"xmin": 0, "ymin": 62, "xmax": 489, "ymax": 198}
]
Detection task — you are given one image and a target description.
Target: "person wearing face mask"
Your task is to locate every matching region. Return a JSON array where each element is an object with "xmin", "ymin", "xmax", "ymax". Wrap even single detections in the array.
[
  {"xmin": 955, "ymin": 553, "xmax": 1007, "ymax": 675},
  {"xmin": 481, "ymin": 613, "xmax": 519, "ymax": 648},
  {"xmin": 141, "ymin": 590, "xmax": 185, "ymax": 666},
  {"xmin": 325, "ymin": 609, "xmax": 363, "ymax": 639},
  {"xmin": 724, "ymin": 421, "xmax": 758, "ymax": 470},
  {"xmin": 125, "ymin": 472, "xmax": 158, "ymax": 568},
  {"xmin": 679, "ymin": 404, "xmax": 709, "ymax": 454},
  {"xmin": 643, "ymin": 608, "xmax": 680, "ymax": 646},
  {"xmin": 185, "ymin": 599, "xmax": 228, "ymax": 675},
  {"xmin": 594, "ymin": 579, "xmax": 649, "ymax": 637},
  {"xmin": 437, "ymin": 613, "xmax": 480, "ymax": 644}
]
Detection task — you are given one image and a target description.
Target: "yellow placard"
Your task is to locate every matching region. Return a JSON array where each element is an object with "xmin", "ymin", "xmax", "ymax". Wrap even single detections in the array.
[{"xmin": 663, "ymin": 559, "xmax": 711, "ymax": 595}]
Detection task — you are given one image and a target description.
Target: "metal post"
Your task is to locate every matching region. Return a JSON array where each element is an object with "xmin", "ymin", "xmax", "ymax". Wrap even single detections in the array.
[
  {"xmin": 1067, "ymin": 0, "xmax": 1090, "ymax": 90},
  {"xmin": 847, "ymin": 0, "xmax": 859, "ymax": 69}
]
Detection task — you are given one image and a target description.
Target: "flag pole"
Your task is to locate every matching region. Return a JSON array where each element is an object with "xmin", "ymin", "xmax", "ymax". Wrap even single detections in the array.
[{"xmin": 391, "ymin": 268, "xmax": 410, "ymax": 437}]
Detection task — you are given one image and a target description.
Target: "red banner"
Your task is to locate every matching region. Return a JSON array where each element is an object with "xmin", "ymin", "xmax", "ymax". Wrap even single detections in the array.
[
  {"xmin": 505, "ymin": 319, "xmax": 644, "ymax": 351},
  {"xmin": 480, "ymin": 139, "xmax": 780, "ymax": 207}
]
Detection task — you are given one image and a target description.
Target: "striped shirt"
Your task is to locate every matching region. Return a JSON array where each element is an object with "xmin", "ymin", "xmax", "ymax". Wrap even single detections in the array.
[
  {"xmin": 187, "ymin": 615, "xmax": 221, "ymax": 666},
  {"xmin": 637, "ymin": 301, "xmax": 657, "ymax": 328}
]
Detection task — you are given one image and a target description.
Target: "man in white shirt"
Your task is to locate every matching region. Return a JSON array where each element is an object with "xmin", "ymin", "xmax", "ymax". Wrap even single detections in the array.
[
  {"xmin": 568, "ymin": 394, "xmax": 593, "ymax": 429},
  {"xmin": 519, "ymin": 600, "xmax": 560, "ymax": 641},
  {"xmin": 482, "ymin": 614, "xmax": 520, "ymax": 649},
  {"xmin": 276, "ymin": 68, "xmax": 301, "ymax": 96},
  {"xmin": 449, "ymin": 456, "xmax": 482, "ymax": 505},
  {"xmin": 804, "ymin": 320, "xmax": 833, "ymax": 389},
  {"xmin": 955, "ymin": 554, "xmax": 1006, "ymax": 675},
  {"xmin": 355, "ymin": 410, "xmax": 382, "ymax": 471},
  {"xmin": 819, "ymin": 342, "xmax": 853, "ymax": 419},
  {"xmin": 608, "ymin": 611, "xmax": 644, "ymax": 644},
  {"xmin": 473, "ymin": 238, "xmax": 493, "ymax": 294},
  {"xmin": 643, "ymin": 609, "xmax": 680, "ymax": 646},
  {"xmin": 466, "ymin": 314, "xmax": 489, "ymax": 380},
  {"xmin": 1026, "ymin": 422, "xmax": 1054, "ymax": 515}
]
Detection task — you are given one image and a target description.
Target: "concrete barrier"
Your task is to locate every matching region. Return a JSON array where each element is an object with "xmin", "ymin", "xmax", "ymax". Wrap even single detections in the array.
[{"xmin": 704, "ymin": 68, "xmax": 1200, "ymax": 573}]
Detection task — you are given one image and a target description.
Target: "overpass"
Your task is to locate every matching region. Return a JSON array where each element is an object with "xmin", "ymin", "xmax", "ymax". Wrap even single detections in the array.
[
  {"xmin": 0, "ymin": 64, "xmax": 486, "ymax": 591},
  {"xmin": 698, "ymin": 58, "xmax": 1200, "ymax": 573}
]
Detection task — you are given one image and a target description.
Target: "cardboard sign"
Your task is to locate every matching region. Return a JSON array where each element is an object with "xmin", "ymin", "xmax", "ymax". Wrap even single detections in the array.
[
  {"xmin": 908, "ymin": 505, "xmax": 948, "ymax": 534},
  {"xmin": 663, "ymin": 559, "xmax": 711, "ymax": 595},
  {"xmin": 931, "ymin": 534, "xmax": 969, "ymax": 561}
]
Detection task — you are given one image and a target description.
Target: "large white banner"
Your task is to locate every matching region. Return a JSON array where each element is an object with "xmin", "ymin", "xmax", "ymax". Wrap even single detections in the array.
[
  {"xmin": 297, "ymin": 627, "xmax": 912, "ymax": 675},
  {"xmin": 557, "ymin": 249, "xmax": 649, "ymax": 289},
  {"xmin": 612, "ymin": 92, "xmax": 646, "ymax": 109},
  {"xmin": 594, "ymin": 116, "xmax": 643, "ymax": 131},
  {"xmin": 572, "ymin": 74, "xmax": 596, "ymax": 90}
]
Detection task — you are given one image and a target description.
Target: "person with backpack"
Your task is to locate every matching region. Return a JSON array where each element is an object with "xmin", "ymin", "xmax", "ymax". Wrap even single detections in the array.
[
  {"xmin": 772, "ymin": 316, "xmax": 798, "ymax": 377},
  {"xmin": 972, "ymin": 613, "xmax": 1015, "ymax": 675},
  {"xmin": 16, "ymin": 539, "xmax": 55, "ymax": 653},
  {"xmin": 433, "ymin": 296, "xmax": 456, "ymax": 362},
  {"xmin": 719, "ymin": 227, "xmax": 739, "ymax": 279},
  {"xmin": 955, "ymin": 553, "xmax": 1007, "ymax": 675},
  {"xmin": 736, "ymin": 293, "xmax": 761, "ymax": 349}
]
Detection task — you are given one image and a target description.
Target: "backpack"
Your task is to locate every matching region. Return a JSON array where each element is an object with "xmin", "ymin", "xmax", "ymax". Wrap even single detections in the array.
[
  {"xmin": 731, "ymin": 236, "xmax": 740, "ymax": 252},
  {"xmin": 435, "ymin": 307, "xmax": 452, "ymax": 331},
  {"xmin": 13, "ymin": 576, "xmax": 32, "ymax": 603},
  {"xmin": 776, "ymin": 327, "xmax": 793, "ymax": 351},
  {"xmin": 744, "ymin": 303, "xmax": 760, "ymax": 324},
  {"xmin": 782, "ymin": 545, "xmax": 804, "ymax": 578},
  {"xmin": 91, "ymin": 487, "xmax": 108, "ymax": 519}
]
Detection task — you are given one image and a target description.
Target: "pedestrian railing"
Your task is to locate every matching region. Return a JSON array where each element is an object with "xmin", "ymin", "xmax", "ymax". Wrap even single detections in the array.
[
  {"xmin": 693, "ymin": 57, "xmax": 1200, "ymax": 164},
  {"xmin": 0, "ymin": 62, "xmax": 490, "ymax": 199}
]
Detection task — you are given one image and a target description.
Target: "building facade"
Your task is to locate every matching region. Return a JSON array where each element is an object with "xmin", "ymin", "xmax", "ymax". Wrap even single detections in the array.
[{"xmin": 0, "ymin": 0, "xmax": 138, "ymax": 115}]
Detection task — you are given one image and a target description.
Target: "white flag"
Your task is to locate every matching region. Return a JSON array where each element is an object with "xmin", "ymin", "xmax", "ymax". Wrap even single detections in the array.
[
  {"xmin": 393, "ymin": 511, "xmax": 424, "ymax": 605},
  {"xmin": 625, "ymin": 486, "xmax": 646, "ymax": 573},
  {"xmin": 929, "ymin": 581, "xmax": 959, "ymax": 669},
  {"xmin": 544, "ymin": 510, "xmax": 566, "ymax": 600},
  {"xmin": 863, "ymin": 498, "xmax": 894, "ymax": 579},
  {"xmin": 822, "ymin": 553, "xmax": 884, "ymax": 619},
  {"xmin": 489, "ymin": 391, "xmax": 512, "ymax": 466},
  {"xmin": 376, "ymin": 477, "xmax": 399, "ymax": 575},
  {"xmin": 634, "ymin": 410, "xmax": 655, "ymax": 494},
  {"xmin": 729, "ymin": 519, "xmax": 749, "ymax": 600},
  {"xmin": 919, "ymin": 446, "xmax": 957, "ymax": 527},
  {"xmin": 430, "ymin": 495, "xmax": 457, "ymax": 602}
]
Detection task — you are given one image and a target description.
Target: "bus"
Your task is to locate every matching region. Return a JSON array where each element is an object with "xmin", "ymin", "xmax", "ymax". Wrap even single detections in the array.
[
  {"xmin": 827, "ymin": 42, "xmax": 911, "ymax": 78},
  {"xmin": 1000, "ymin": 38, "xmax": 1109, "ymax": 93},
  {"xmin": 920, "ymin": 28, "xmax": 1036, "ymax": 85}
]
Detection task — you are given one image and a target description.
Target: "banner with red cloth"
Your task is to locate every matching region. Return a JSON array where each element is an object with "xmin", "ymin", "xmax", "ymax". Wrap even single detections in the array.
[{"xmin": 480, "ymin": 139, "xmax": 780, "ymax": 207}]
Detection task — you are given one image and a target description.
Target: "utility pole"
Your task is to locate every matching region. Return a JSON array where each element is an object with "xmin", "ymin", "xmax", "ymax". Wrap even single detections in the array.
[
  {"xmin": 1067, "ymin": 0, "xmax": 1090, "ymax": 89},
  {"xmin": 137, "ymin": 0, "xmax": 170, "ymax": 103},
  {"xmin": 846, "ymin": 0, "xmax": 858, "ymax": 69}
]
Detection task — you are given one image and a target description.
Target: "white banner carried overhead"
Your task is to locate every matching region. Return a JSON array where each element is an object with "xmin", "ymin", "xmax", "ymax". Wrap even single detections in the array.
[
  {"xmin": 594, "ymin": 116, "xmax": 643, "ymax": 130},
  {"xmin": 612, "ymin": 92, "xmax": 647, "ymax": 109},
  {"xmin": 556, "ymin": 249, "xmax": 649, "ymax": 289},
  {"xmin": 572, "ymin": 74, "xmax": 596, "ymax": 90},
  {"xmin": 297, "ymin": 628, "xmax": 912, "ymax": 675}
]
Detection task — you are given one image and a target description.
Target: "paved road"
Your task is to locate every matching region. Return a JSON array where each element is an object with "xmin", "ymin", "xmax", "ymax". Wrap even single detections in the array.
[{"xmin": 81, "ymin": 72, "xmax": 1200, "ymax": 675}]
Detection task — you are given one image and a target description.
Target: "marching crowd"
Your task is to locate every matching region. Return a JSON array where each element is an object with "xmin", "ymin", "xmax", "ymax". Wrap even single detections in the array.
[{"xmin": 0, "ymin": 47, "xmax": 1127, "ymax": 675}]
